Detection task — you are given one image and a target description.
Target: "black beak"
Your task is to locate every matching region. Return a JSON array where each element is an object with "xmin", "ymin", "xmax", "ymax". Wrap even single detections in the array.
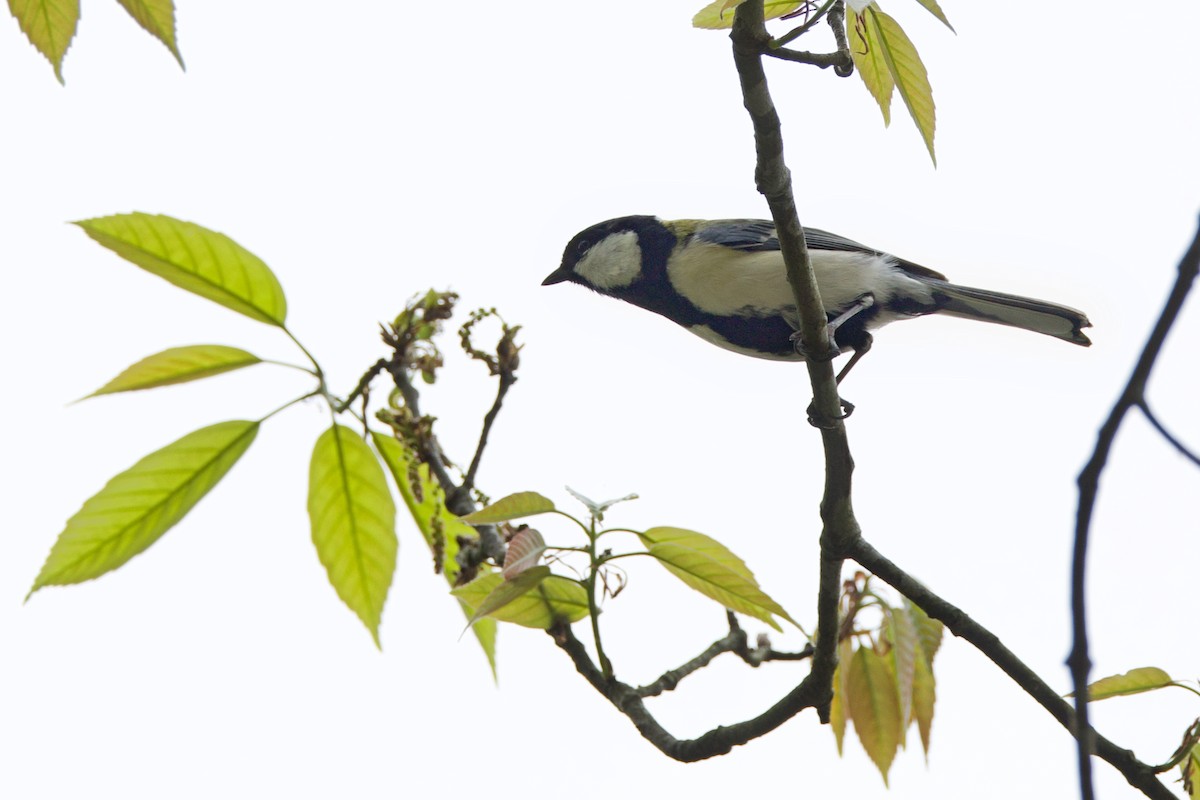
[{"xmin": 542, "ymin": 265, "xmax": 573, "ymax": 286}]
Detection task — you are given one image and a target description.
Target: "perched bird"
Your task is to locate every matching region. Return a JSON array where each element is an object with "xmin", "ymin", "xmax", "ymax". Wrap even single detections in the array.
[{"xmin": 543, "ymin": 216, "xmax": 1091, "ymax": 382}]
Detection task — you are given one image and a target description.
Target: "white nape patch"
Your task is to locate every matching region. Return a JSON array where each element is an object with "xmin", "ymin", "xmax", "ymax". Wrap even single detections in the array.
[
  {"xmin": 668, "ymin": 242, "xmax": 935, "ymax": 327},
  {"xmin": 575, "ymin": 231, "xmax": 642, "ymax": 290},
  {"xmin": 688, "ymin": 325, "xmax": 803, "ymax": 362}
]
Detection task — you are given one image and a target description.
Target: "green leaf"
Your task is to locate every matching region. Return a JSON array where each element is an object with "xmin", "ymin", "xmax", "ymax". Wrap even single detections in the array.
[
  {"xmin": 9, "ymin": 0, "xmax": 78, "ymax": 83},
  {"xmin": 866, "ymin": 8, "xmax": 937, "ymax": 164},
  {"xmin": 638, "ymin": 526, "xmax": 795, "ymax": 631},
  {"xmin": 905, "ymin": 597, "xmax": 944, "ymax": 666},
  {"xmin": 848, "ymin": 8, "xmax": 894, "ymax": 126},
  {"xmin": 459, "ymin": 491, "xmax": 555, "ymax": 524},
  {"xmin": 371, "ymin": 432, "xmax": 496, "ymax": 672},
  {"xmin": 1077, "ymin": 667, "xmax": 1175, "ymax": 701},
  {"xmin": 464, "ymin": 566, "xmax": 551, "ymax": 624},
  {"xmin": 830, "ymin": 637, "xmax": 855, "ymax": 755},
  {"xmin": 888, "ymin": 604, "xmax": 919, "ymax": 745},
  {"xmin": 846, "ymin": 645, "xmax": 903, "ymax": 785},
  {"xmin": 81, "ymin": 345, "xmax": 261, "ymax": 399},
  {"xmin": 911, "ymin": 649, "xmax": 936, "ymax": 755},
  {"xmin": 452, "ymin": 572, "xmax": 589, "ymax": 629},
  {"xmin": 74, "ymin": 213, "xmax": 288, "ymax": 327},
  {"xmin": 308, "ymin": 424, "xmax": 398, "ymax": 648},
  {"xmin": 692, "ymin": 0, "xmax": 808, "ymax": 29},
  {"xmin": 912, "ymin": 0, "xmax": 954, "ymax": 32},
  {"xmin": 1183, "ymin": 741, "xmax": 1200, "ymax": 800},
  {"xmin": 28, "ymin": 420, "xmax": 258, "ymax": 596},
  {"xmin": 115, "ymin": 0, "xmax": 183, "ymax": 67}
]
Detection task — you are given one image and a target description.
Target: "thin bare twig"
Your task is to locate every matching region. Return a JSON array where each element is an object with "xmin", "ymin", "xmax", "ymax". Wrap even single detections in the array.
[
  {"xmin": 1139, "ymin": 400, "xmax": 1200, "ymax": 468},
  {"xmin": 635, "ymin": 613, "xmax": 814, "ymax": 698},
  {"xmin": 763, "ymin": 47, "xmax": 851, "ymax": 71},
  {"xmin": 336, "ymin": 357, "xmax": 388, "ymax": 414},
  {"xmin": 1071, "ymin": 218, "xmax": 1200, "ymax": 800},
  {"xmin": 550, "ymin": 620, "xmax": 824, "ymax": 761},
  {"xmin": 456, "ymin": 368, "xmax": 516, "ymax": 503}
]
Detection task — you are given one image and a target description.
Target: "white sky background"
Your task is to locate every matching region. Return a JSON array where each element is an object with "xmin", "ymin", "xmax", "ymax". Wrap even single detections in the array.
[{"xmin": 3, "ymin": 2, "xmax": 1199, "ymax": 798}]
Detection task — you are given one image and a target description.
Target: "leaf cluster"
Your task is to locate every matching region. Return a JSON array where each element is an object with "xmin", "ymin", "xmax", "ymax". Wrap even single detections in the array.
[
  {"xmin": 828, "ymin": 573, "xmax": 944, "ymax": 784},
  {"xmin": 9, "ymin": 0, "xmax": 183, "ymax": 83}
]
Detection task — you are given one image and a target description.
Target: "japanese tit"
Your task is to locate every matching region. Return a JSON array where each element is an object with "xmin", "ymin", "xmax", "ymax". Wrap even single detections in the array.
[{"xmin": 542, "ymin": 216, "xmax": 1091, "ymax": 379}]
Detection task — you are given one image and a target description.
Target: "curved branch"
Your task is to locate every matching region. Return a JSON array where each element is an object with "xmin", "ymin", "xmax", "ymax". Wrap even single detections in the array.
[
  {"xmin": 550, "ymin": 621, "xmax": 823, "ymax": 761},
  {"xmin": 1071, "ymin": 217, "xmax": 1200, "ymax": 799},
  {"xmin": 1139, "ymin": 399, "xmax": 1200, "ymax": 468}
]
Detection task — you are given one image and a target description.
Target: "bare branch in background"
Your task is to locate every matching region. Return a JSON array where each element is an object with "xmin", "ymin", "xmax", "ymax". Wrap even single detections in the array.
[{"xmin": 1070, "ymin": 218, "xmax": 1200, "ymax": 800}]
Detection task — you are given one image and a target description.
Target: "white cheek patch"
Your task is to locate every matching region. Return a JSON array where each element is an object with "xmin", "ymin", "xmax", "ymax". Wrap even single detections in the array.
[{"xmin": 575, "ymin": 231, "xmax": 642, "ymax": 290}]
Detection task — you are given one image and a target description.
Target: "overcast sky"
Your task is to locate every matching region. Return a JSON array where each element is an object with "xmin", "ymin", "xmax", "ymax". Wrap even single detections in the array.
[{"xmin": 3, "ymin": 3, "xmax": 1199, "ymax": 798}]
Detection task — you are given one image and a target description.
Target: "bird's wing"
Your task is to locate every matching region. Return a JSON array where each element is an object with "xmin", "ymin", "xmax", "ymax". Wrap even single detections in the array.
[
  {"xmin": 694, "ymin": 220, "xmax": 876, "ymax": 255},
  {"xmin": 692, "ymin": 220, "xmax": 947, "ymax": 281},
  {"xmin": 691, "ymin": 219, "xmax": 781, "ymax": 251}
]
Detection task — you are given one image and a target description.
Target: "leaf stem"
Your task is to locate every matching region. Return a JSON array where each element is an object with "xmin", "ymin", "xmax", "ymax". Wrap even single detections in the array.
[
  {"xmin": 585, "ymin": 515, "xmax": 614, "ymax": 679},
  {"xmin": 257, "ymin": 390, "xmax": 322, "ymax": 424},
  {"xmin": 771, "ymin": 0, "xmax": 836, "ymax": 48},
  {"xmin": 260, "ymin": 358, "xmax": 320, "ymax": 376},
  {"xmin": 282, "ymin": 326, "xmax": 325, "ymax": 383}
]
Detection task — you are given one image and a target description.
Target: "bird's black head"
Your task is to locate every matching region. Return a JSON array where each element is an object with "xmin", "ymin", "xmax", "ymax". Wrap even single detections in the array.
[{"xmin": 542, "ymin": 215, "xmax": 670, "ymax": 294}]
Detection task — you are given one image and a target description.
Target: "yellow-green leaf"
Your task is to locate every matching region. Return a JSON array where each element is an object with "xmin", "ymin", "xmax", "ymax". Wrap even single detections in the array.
[
  {"xmin": 638, "ymin": 526, "xmax": 795, "ymax": 631},
  {"xmin": 459, "ymin": 491, "xmax": 555, "ymax": 524},
  {"xmin": 912, "ymin": 646, "xmax": 936, "ymax": 755},
  {"xmin": 115, "ymin": 0, "xmax": 184, "ymax": 67},
  {"xmin": 9, "ymin": 0, "xmax": 78, "ymax": 83},
  {"xmin": 906, "ymin": 597, "xmax": 944, "ymax": 666},
  {"xmin": 371, "ymin": 432, "xmax": 496, "ymax": 672},
  {"xmin": 1182, "ymin": 741, "xmax": 1200, "ymax": 800},
  {"xmin": 912, "ymin": 0, "xmax": 954, "ymax": 32},
  {"xmin": 465, "ymin": 566, "xmax": 552, "ymax": 624},
  {"xmin": 309, "ymin": 424, "xmax": 397, "ymax": 648},
  {"xmin": 830, "ymin": 637, "xmax": 855, "ymax": 755},
  {"xmin": 846, "ymin": 646, "xmax": 903, "ymax": 785},
  {"xmin": 692, "ymin": 0, "xmax": 807, "ymax": 29},
  {"xmin": 28, "ymin": 420, "xmax": 258, "ymax": 596},
  {"xmin": 82, "ymin": 345, "xmax": 261, "ymax": 399},
  {"xmin": 888, "ymin": 605, "xmax": 919, "ymax": 744},
  {"xmin": 74, "ymin": 213, "xmax": 288, "ymax": 327},
  {"xmin": 866, "ymin": 8, "xmax": 936, "ymax": 164},
  {"xmin": 1078, "ymin": 667, "xmax": 1175, "ymax": 701},
  {"xmin": 452, "ymin": 572, "xmax": 589, "ymax": 629},
  {"xmin": 848, "ymin": 8, "xmax": 893, "ymax": 126}
]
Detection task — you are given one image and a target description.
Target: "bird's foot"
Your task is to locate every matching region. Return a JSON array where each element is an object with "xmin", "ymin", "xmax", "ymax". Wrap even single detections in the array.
[
  {"xmin": 807, "ymin": 397, "xmax": 855, "ymax": 429},
  {"xmin": 790, "ymin": 330, "xmax": 842, "ymax": 362}
]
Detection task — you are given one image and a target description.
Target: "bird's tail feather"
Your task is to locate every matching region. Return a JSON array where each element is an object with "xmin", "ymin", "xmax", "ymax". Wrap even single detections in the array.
[{"xmin": 920, "ymin": 278, "xmax": 1092, "ymax": 346}]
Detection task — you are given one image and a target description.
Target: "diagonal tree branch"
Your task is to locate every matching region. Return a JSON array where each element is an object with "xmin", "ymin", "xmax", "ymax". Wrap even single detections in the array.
[{"xmin": 848, "ymin": 536, "xmax": 1175, "ymax": 800}]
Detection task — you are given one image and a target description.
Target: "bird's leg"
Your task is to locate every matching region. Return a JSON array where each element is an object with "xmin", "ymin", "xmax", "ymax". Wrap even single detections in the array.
[
  {"xmin": 835, "ymin": 332, "xmax": 873, "ymax": 385},
  {"xmin": 799, "ymin": 295, "xmax": 875, "ymax": 428},
  {"xmin": 826, "ymin": 293, "xmax": 876, "ymax": 339}
]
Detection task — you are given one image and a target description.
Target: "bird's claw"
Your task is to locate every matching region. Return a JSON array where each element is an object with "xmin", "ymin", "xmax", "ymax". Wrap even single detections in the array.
[
  {"xmin": 790, "ymin": 330, "xmax": 842, "ymax": 362},
  {"xmin": 806, "ymin": 398, "xmax": 855, "ymax": 429}
]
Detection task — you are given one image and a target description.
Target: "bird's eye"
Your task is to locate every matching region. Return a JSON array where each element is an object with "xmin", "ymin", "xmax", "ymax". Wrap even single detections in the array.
[{"xmin": 576, "ymin": 240, "xmax": 591, "ymax": 257}]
